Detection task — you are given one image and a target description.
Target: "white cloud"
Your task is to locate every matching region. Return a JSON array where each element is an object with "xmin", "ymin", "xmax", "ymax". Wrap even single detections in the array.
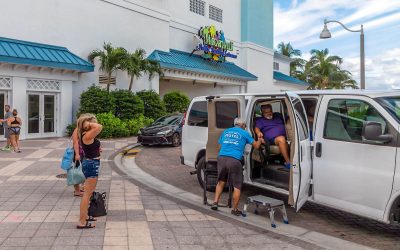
[
  {"xmin": 274, "ymin": 0, "xmax": 400, "ymax": 47},
  {"xmin": 342, "ymin": 48, "xmax": 400, "ymax": 89}
]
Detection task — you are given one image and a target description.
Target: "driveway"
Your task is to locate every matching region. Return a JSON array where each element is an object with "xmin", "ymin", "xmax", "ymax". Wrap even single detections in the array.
[{"xmin": 135, "ymin": 145, "xmax": 400, "ymax": 250}]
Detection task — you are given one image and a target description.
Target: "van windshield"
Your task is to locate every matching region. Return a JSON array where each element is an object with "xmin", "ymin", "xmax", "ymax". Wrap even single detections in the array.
[{"xmin": 377, "ymin": 96, "xmax": 400, "ymax": 123}]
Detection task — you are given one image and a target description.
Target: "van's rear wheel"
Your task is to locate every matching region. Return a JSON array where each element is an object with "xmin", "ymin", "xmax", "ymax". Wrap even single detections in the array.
[{"xmin": 196, "ymin": 157, "xmax": 215, "ymax": 192}]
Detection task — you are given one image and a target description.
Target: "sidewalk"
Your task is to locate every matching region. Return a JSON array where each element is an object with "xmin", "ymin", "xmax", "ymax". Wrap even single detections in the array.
[{"xmin": 0, "ymin": 138, "xmax": 314, "ymax": 250}]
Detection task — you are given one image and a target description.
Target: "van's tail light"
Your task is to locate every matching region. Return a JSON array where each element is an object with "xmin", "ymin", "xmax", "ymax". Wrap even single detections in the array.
[{"xmin": 182, "ymin": 112, "xmax": 187, "ymax": 126}]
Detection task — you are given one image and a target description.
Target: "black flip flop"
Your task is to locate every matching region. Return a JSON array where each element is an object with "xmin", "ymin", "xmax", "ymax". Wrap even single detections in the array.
[
  {"xmin": 86, "ymin": 216, "xmax": 97, "ymax": 222},
  {"xmin": 76, "ymin": 221, "xmax": 95, "ymax": 229}
]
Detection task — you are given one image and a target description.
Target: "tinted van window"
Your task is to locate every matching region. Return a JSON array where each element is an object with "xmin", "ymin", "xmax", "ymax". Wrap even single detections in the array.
[
  {"xmin": 216, "ymin": 101, "xmax": 238, "ymax": 128},
  {"xmin": 324, "ymin": 99, "xmax": 387, "ymax": 142},
  {"xmin": 188, "ymin": 101, "xmax": 208, "ymax": 127}
]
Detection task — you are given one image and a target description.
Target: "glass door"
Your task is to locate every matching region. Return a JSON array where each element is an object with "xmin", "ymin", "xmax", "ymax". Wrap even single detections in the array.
[
  {"xmin": 28, "ymin": 94, "xmax": 40, "ymax": 136},
  {"xmin": 0, "ymin": 92, "xmax": 5, "ymax": 137},
  {"xmin": 27, "ymin": 93, "xmax": 57, "ymax": 138},
  {"xmin": 43, "ymin": 95, "xmax": 56, "ymax": 135}
]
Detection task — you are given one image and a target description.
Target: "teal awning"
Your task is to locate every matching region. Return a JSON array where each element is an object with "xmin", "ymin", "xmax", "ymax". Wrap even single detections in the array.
[
  {"xmin": 273, "ymin": 71, "xmax": 308, "ymax": 86},
  {"xmin": 0, "ymin": 37, "xmax": 94, "ymax": 72},
  {"xmin": 148, "ymin": 49, "xmax": 257, "ymax": 81}
]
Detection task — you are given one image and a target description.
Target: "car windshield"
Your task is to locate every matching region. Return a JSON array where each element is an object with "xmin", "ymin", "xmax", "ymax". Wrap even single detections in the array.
[
  {"xmin": 377, "ymin": 96, "xmax": 400, "ymax": 123},
  {"xmin": 153, "ymin": 115, "xmax": 181, "ymax": 126}
]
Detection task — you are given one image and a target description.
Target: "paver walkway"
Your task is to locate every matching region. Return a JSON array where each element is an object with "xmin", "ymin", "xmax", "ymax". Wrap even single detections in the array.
[{"xmin": 0, "ymin": 138, "xmax": 315, "ymax": 250}]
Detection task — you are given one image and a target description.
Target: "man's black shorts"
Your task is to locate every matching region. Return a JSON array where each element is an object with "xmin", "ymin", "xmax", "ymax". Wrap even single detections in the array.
[{"xmin": 217, "ymin": 156, "xmax": 243, "ymax": 190}]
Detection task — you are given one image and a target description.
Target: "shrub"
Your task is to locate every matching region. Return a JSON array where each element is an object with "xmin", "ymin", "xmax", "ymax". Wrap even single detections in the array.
[
  {"xmin": 125, "ymin": 114, "xmax": 154, "ymax": 135},
  {"xmin": 66, "ymin": 123, "xmax": 76, "ymax": 137},
  {"xmin": 110, "ymin": 89, "xmax": 144, "ymax": 120},
  {"xmin": 136, "ymin": 90, "xmax": 166, "ymax": 120},
  {"xmin": 79, "ymin": 85, "xmax": 115, "ymax": 114},
  {"xmin": 96, "ymin": 112, "xmax": 130, "ymax": 138},
  {"xmin": 163, "ymin": 91, "xmax": 190, "ymax": 113}
]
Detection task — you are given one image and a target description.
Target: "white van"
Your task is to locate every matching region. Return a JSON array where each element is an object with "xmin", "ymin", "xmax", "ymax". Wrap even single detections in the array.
[{"xmin": 181, "ymin": 90, "xmax": 400, "ymax": 224}]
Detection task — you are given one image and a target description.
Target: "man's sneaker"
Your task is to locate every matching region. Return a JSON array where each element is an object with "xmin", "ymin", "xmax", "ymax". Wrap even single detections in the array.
[
  {"xmin": 211, "ymin": 202, "xmax": 218, "ymax": 211},
  {"xmin": 1, "ymin": 146, "xmax": 11, "ymax": 151},
  {"xmin": 231, "ymin": 209, "xmax": 245, "ymax": 217},
  {"xmin": 284, "ymin": 162, "xmax": 291, "ymax": 170}
]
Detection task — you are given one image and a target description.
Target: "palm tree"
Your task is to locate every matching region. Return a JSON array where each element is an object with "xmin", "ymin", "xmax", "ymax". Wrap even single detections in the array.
[
  {"xmin": 305, "ymin": 49, "xmax": 357, "ymax": 89},
  {"xmin": 88, "ymin": 43, "xmax": 127, "ymax": 92},
  {"xmin": 122, "ymin": 49, "xmax": 163, "ymax": 92},
  {"xmin": 276, "ymin": 42, "xmax": 306, "ymax": 76}
]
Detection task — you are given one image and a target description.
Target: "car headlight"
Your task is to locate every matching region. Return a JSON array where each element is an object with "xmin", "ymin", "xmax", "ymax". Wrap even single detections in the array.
[
  {"xmin": 157, "ymin": 129, "xmax": 172, "ymax": 136},
  {"xmin": 137, "ymin": 130, "xmax": 142, "ymax": 135}
]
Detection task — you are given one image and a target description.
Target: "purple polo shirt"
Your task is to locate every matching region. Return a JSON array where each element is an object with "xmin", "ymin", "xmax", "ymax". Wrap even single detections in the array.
[{"xmin": 255, "ymin": 113, "xmax": 286, "ymax": 142}]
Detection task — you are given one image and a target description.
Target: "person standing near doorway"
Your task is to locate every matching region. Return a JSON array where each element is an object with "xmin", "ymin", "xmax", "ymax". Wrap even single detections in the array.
[
  {"xmin": 7, "ymin": 109, "xmax": 22, "ymax": 153},
  {"xmin": 211, "ymin": 118, "xmax": 263, "ymax": 216},
  {"xmin": 0, "ymin": 105, "xmax": 12, "ymax": 151}
]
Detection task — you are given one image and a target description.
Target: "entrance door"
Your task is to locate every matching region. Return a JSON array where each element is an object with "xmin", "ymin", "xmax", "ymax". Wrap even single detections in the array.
[
  {"xmin": 0, "ymin": 92, "xmax": 7, "ymax": 137},
  {"xmin": 27, "ymin": 93, "xmax": 57, "ymax": 138}
]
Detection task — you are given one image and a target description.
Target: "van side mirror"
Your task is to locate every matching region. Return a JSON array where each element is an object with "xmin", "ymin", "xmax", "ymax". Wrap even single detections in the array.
[{"xmin": 362, "ymin": 121, "xmax": 393, "ymax": 143}]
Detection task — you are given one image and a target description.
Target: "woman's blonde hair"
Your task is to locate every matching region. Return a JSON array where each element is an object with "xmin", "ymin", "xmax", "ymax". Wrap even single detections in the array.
[{"xmin": 76, "ymin": 113, "xmax": 97, "ymax": 141}]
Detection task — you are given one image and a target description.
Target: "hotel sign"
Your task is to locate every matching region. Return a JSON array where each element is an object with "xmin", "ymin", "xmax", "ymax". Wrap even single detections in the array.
[{"xmin": 195, "ymin": 25, "xmax": 237, "ymax": 62}]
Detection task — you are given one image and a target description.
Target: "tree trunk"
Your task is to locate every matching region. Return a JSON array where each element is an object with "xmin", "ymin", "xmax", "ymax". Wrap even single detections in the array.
[
  {"xmin": 107, "ymin": 73, "xmax": 111, "ymax": 92},
  {"xmin": 128, "ymin": 76, "xmax": 134, "ymax": 92}
]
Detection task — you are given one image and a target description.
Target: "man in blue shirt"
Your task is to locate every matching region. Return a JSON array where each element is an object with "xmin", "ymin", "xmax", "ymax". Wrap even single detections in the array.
[{"xmin": 211, "ymin": 118, "xmax": 263, "ymax": 216}]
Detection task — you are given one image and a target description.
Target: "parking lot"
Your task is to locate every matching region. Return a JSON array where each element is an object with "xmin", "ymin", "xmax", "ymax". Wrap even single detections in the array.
[{"xmin": 135, "ymin": 145, "xmax": 400, "ymax": 250}]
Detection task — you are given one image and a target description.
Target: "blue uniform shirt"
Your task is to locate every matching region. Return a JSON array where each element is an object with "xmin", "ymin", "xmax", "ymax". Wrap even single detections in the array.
[{"xmin": 218, "ymin": 127, "xmax": 254, "ymax": 160}]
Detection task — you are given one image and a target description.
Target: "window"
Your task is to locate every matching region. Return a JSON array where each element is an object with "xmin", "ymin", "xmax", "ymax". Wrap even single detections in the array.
[
  {"xmin": 377, "ymin": 96, "xmax": 400, "ymax": 123},
  {"xmin": 292, "ymin": 98, "xmax": 309, "ymax": 141},
  {"xmin": 188, "ymin": 101, "xmax": 208, "ymax": 127},
  {"xmin": 273, "ymin": 62, "xmax": 280, "ymax": 71},
  {"xmin": 324, "ymin": 99, "xmax": 387, "ymax": 142},
  {"xmin": 99, "ymin": 75, "xmax": 116, "ymax": 85},
  {"xmin": 216, "ymin": 101, "xmax": 238, "ymax": 128},
  {"xmin": 209, "ymin": 5, "xmax": 223, "ymax": 23},
  {"xmin": 190, "ymin": 0, "xmax": 205, "ymax": 16}
]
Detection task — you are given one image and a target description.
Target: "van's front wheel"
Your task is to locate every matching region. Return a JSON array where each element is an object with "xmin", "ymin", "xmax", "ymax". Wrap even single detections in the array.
[{"xmin": 196, "ymin": 157, "xmax": 215, "ymax": 192}]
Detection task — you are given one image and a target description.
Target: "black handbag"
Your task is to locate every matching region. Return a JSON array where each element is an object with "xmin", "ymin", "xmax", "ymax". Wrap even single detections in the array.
[{"xmin": 88, "ymin": 192, "xmax": 107, "ymax": 217}]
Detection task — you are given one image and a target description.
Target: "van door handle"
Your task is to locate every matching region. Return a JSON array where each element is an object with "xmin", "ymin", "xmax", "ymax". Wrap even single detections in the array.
[{"xmin": 316, "ymin": 142, "xmax": 322, "ymax": 157}]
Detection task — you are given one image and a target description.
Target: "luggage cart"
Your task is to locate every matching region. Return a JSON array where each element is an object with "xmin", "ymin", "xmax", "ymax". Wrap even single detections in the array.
[{"xmin": 243, "ymin": 195, "xmax": 289, "ymax": 228}]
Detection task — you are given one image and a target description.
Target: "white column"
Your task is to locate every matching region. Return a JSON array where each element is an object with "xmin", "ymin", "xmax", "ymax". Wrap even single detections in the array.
[
  {"xmin": 60, "ymin": 80, "xmax": 73, "ymax": 136},
  {"xmin": 11, "ymin": 77, "xmax": 27, "ymax": 140}
]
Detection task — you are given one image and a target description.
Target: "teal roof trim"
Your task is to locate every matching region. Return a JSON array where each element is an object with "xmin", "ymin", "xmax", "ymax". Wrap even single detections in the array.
[
  {"xmin": 0, "ymin": 37, "xmax": 94, "ymax": 72},
  {"xmin": 148, "ymin": 49, "xmax": 257, "ymax": 81},
  {"xmin": 273, "ymin": 71, "xmax": 308, "ymax": 86}
]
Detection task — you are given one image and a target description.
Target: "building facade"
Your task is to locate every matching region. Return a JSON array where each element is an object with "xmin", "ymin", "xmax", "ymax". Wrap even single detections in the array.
[{"xmin": 0, "ymin": 0, "xmax": 306, "ymax": 139}]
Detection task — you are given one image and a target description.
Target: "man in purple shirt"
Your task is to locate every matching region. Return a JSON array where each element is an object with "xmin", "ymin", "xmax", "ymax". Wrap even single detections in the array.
[{"xmin": 255, "ymin": 104, "xmax": 291, "ymax": 169}]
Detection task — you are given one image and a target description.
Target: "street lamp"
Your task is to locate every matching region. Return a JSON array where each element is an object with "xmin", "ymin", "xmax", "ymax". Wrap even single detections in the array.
[{"xmin": 320, "ymin": 19, "xmax": 365, "ymax": 89}]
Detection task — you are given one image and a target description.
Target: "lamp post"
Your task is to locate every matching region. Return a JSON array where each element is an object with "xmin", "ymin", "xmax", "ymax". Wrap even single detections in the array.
[{"xmin": 320, "ymin": 19, "xmax": 365, "ymax": 89}]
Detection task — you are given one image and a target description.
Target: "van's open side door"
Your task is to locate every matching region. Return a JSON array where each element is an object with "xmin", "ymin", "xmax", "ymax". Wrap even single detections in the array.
[
  {"xmin": 206, "ymin": 96, "xmax": 246, "ymax": 163},
  {"xmin": 286, "ymin": 92, "xmax": 312, "ymax": 212}
]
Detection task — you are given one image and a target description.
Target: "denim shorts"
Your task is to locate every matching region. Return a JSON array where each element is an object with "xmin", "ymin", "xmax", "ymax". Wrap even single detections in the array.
[{"xmin": 82, "ymin": 159, "xmax": 100, "ymax": 178}]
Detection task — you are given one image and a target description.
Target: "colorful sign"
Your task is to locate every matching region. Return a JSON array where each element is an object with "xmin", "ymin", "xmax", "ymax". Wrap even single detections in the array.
[{"xmin": 195, "ymin": 25, "xmax": 237, "ymax": 62}]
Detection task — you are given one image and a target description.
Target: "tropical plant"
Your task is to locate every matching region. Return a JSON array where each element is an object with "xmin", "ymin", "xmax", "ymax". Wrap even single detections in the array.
[
  {"xmin": 110, "ymin": 89, "xmax": 144, "ymax": 120},
  {"xmin": 305, "ymin": 49, "xmax": 358, "ymax": 90},
  {"xmin": 79, "ymin": 85, "xmax": 115, "ymax": 114},
  {"xmin": 121, "ymin": 49, "xmax": 163, "ymax": 91},
  {"xmin": 163, "ymin": 91, "xmax": 190, "ymax": 113},
  {"xmin": 276, "ymin": 42, "xmax": 306, "ymax": 76},
  {"xmin": 88, "ymin": 42, "xmax": 127, "ymax": 92},
  {"xmin": 136, "ymin": 90, "xmax": 166, "ymax": 120}
]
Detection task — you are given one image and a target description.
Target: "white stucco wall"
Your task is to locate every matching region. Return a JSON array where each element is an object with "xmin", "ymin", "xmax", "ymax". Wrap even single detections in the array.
[{"xmin": 159, "ymin": 79, "xmax": 241, "ymax": 99}]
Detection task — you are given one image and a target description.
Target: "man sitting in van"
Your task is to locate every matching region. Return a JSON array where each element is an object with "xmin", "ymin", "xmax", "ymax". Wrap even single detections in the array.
[
  {"xmin": 211, "ymin": 118, "xmax": 264, "ymax": 216},
  {"xmin": 255, "ymin": 104, "xmax": 291, "ymax": 169}
]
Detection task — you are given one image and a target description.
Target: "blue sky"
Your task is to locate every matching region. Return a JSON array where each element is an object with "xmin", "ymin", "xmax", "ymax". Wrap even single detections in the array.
[{"xmin": 274, "ymin": 0, "xmax": 400, "ymax": 89}]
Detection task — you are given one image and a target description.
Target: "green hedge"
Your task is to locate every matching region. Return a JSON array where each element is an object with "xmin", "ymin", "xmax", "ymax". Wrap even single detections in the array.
[
  {"xmin": 111, "ymin": 89, "xmax": 144, "ymax": 120},
  {"xmin": 79, "ymin": 85, "xmax": 115, "ymax": 114},
  {"xmin": 163, "ymin": 91, "xmax": 190, "ymax": 113},
  {"xmin": 136, "ymin": 90, "xmax": 166, "ymax": 120},
  {"xmin": 66, "ymin": 113, "xmax": 153, "ymax": 138}
]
